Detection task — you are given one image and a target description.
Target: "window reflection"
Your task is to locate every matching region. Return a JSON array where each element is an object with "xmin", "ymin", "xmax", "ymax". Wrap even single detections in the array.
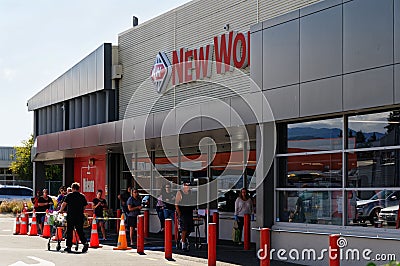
[
  {"xmin": 348, "ymin": 110, "xmax": 400, "ymax": 148},
  {"xmin": 347, "ymin": 149, "xmax": 400, "ymax": 188},
  {"xmin": 278, "ymin": 191, "xmax": 343, "ymax": 225},
  {"xmin": 278, "ymin": 153, "xmax": 343, "ymax": 188},
  {"xmin": 354, "ymin": 190, "xmax": 400, "ymax": 228},
  {"xmin": 286, "ymin": 117, "xmax": 343, "ymax": 153}
]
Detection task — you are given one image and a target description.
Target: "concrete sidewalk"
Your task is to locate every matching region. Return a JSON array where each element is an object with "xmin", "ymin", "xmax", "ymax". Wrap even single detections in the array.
[{"xmin": 99, "ymin": 230, "xmax": 300, "ymax": 266}]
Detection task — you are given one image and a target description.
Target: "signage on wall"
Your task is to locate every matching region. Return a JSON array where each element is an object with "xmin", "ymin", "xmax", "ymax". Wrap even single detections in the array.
[{"xmin": 150, "ymin": 31, "xmax": 250, "ymax": 94}]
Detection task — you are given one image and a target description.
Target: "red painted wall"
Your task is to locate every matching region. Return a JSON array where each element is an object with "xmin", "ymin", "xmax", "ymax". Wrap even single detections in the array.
[{"xmin": 74, "ymin": 154, "xmax": 106, "ymax": 204}]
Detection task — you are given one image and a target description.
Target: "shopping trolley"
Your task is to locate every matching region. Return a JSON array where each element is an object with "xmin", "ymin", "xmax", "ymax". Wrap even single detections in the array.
[
  {"xmin": 47, "ymin": 211, "xmax": 68, "ymax": 252},
  {"xmin": 46, "ymin": 212, "xmax": 90, "ymax": 252}
]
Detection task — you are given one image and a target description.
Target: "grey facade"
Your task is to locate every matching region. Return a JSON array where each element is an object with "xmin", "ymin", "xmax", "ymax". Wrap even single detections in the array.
[{"xmin": 252, "ymin": 0, "xmax": 400, "ymax": 265}]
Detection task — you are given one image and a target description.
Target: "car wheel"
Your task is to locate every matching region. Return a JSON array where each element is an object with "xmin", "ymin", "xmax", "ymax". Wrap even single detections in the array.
[
  {"xmin": 369, "ymin": 209, "xmax": 381, "ymax": 225},
  {"xmin": 387, "ymin": 222, "xmax": 396, "ymax": 226}
]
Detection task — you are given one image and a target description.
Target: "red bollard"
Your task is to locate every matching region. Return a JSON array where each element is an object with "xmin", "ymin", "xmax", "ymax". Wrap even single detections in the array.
[
  {"xmin": 212, "ymin": 212, "xmax": 219, "ymax": 242},
  {"xmin": 174, "ymin": 212, "xmax": 179, "ymax": 243},
  {"xmin": 244, "ymin": 214, "xmax": 250, "ymax": 250},
  {"xmin": 144, "ymin": 209, "xmax": 149, "ymax": 238},
  {"xmin": 116, "ymin": 209, "xmax": 121, "ymax": 234},
  {"xmin": 137, "ymin": 215, "xmax": 144, "ymax": 253},
  {"xmin": 165, "ymin": 219, "xmax": 172, "ymax": 260},
  {"xmin": 208, "ymin": 223, "xmax": 217, "ymax": 266},
  {"xmin": 259, "ymin": 228, "xmax": 270, "ymax": 266},
  {"xmin": 329, "ymin": 234, "xmax": 340, "ymax": 266}
]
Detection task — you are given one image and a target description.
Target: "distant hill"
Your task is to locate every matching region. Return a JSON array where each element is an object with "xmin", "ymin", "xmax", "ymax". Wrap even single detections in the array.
[{"xmin": 288, "ymin": 127, "xmax": 384, "ymax": 141}]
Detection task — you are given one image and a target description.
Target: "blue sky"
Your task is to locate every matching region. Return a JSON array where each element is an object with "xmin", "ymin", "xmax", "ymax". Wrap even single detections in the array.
[{"xmin": 0, "ymin": 0, "xmax": 190, "ymax": 147}]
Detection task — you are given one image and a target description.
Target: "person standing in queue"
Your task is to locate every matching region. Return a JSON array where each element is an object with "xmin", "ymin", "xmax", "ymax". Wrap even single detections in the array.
[
  {"xmin": 92, "ymin": 189, "xmax": 107, "ymax": 240},
  {"xmin": 127, "ymin": 188, "xmax": 142, "ymax": 246},
  {"xmin": 37, "ymin": 189, "xmax": 54, "ymax": 234},
  {"xmin": 59, "ymin": 182, "xmax": 89, "ymax": 253},
  {"xmin": 234, "ymin": 188, "xmax": 253, "ymax": 245},
  {"xmin": 175, "ymin": 182, "xmax": 194, "ymax": 251}
]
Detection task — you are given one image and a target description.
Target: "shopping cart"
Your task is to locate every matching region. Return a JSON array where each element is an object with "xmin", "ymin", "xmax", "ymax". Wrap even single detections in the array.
[
  {"xmin": 46, "ymin": 212, "xmax": 91, "ymax": 252},
  {"xmin": 47, "ymin": 211, "xmax": 68, "ymax": 252}
]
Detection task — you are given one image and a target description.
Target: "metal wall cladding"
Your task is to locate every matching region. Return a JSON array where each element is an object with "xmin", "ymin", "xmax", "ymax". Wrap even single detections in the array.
[
  {"xmin": 395, "ymin": 0, "xmax": 400, "ymax": 63},
  {"xmin": 118, "ymin": 0, "xmax": 317, "ymax": 120},
  {"xmin": 343, "ymin": 66, "xmax": 393, "ymax": 111},
  {"xmin": 258, "ymin": 0, "xmax": 320, "ymax": 23},
  {"xmin": 263, "ymin": 19, "xmax": 299, "ymax": 90},
  {"xmin": 27, "ymin": 44, "xmax": 111, "ymax": 111},
  {"xmin": 0, "ymin": 147, "xmax": 15, "ymax": 162},
  {"xmin": 300, "ymin": 4, "xmax": 342, "ymax": 82},
  {"xmin": 254, "ymin": 0, "xmax": 399, "ymax": 122},
  {"xmin": 343, "ymin": 0, "xmax": 393, "ymax": 73}
]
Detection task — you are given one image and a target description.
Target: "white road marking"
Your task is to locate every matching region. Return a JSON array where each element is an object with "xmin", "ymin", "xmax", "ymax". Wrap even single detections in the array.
[
  {"xmin": 8, "ymin": 256, "xmax": 55, "ymax": 266},
  {"xmin": 2, "ymin": 229, "xmax": 12, "ymax": 232}
]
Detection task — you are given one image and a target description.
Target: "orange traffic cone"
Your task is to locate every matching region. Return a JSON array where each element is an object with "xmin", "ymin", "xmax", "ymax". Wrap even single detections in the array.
[
  {"xmin": 13, "ymin": 213, "xmax": 20, "ymax": 235},
  {"xmin": 89, "ymin": 215, "xmax": 102, "ymax": 248},
  {"xmin": 72, "ymin": 229, "xmax": 80, "ymax": 245},
  {"xmin": 42, "ymin": 211, "xmax": 51, "ymax": 238},
  {"xmin": 19, "ymin": 211, "xmax": 28, "ymax": 235},
  {"xmin": 113, "ymin": 214, "xmax": 131, "ymax": 250},
  {"xmin": 52, "ymin": 227, "xmax": 64, "ymax": 241},
  {"xmin": 29, "ymin": 210, "xmax": 38, "ymax": 236}
]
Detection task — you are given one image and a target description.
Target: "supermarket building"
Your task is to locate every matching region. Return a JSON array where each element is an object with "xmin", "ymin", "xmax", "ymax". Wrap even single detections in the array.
[{"xmin": 28, "ymin": 0, "xmax": 400, "ymax": 265}]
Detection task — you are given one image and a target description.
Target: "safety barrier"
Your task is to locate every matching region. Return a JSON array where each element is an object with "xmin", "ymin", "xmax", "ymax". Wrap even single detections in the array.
[
  {"xmin": 164, "ymin": 219, "xmax": 172, "ymax": 260},
  {"xmin": 329, "ymin": 234, "xmax": 340, "ymax": 266},
  {"xmin": 208, "ymin": 223, "xmax": 217, "ymax": 266},
  {"xmin": 143, "ymin": 209, "xmax": 149, "ymax": 238},
  {"xmin": 259, "ymin": 228, "xmax": 270, "ymax": 266},
  {"xmin": 137, "ymin": 215, "xmax": 144, "ymax": 254},
  {"xmin": 244, "ymin": 214, "xmax": 251, "ymax": 250}
]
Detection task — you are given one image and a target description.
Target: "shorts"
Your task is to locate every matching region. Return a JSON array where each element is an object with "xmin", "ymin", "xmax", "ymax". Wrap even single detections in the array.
[
  {"xmin": 179, "ymin": 214, "xmax": 194, "ymax": 233},
  {"xmin": 37, "ymin": 214, "xmax": 45, "ymax": 224},
  {"xmin": 127, "ymin": 216, "xmax": 137, "ymax": 228}
]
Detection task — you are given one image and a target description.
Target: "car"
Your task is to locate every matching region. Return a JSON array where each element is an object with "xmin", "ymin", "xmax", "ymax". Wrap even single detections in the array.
[
  {"xmin": 141, "ymin": 195, "xmax": 150, "ymax": 208},
  {"xmin": 0, "ymin": 185, "xmax": 33, "ymax": 204},
  {"xmin": 356, "ymin": 190, "xmax": 400, "ymax": 225},
  {"xmin": 378, "ymin": 205, "xmax": 399, "ymax": 226}
]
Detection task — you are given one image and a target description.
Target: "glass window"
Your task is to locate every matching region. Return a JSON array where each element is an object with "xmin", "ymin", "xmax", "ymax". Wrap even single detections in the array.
[
  {"xmin": 278, "ymin": 190, "xmax": 343, "ymax": 225},
  {"xmin": 348, "ymin": 110, "xmax": 400, "ymax": 148},
  {"xmin": 347, "ymin": 149, "xmax": 400, "ymax": 188},
  {"xmin": 285, "ymin": 117, "xmax": 343, "ymax": 153},
  {"xmin": 353, "ymin": 189, "xmax": 400, "ymax": 228},
  {"xmin": 278, "ymin": 153, "xmax": 343, "ymax": 188}
]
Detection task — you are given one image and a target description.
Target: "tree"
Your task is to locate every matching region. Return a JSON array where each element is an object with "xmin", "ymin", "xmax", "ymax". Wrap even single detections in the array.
[
  {"xmin": 385, "ymin": 110, "xmax": 400, "ymax": 133},
  {"xmin": 356, "ymin": 130, "xmax": 366, "ymax": 143},
  {"xmin": 9, "ymin": 135, "xmax": 34, "ymax": 180},
  {"xmin": 9, "ymin": 135, "xmax": 63, "ymax": 182}
]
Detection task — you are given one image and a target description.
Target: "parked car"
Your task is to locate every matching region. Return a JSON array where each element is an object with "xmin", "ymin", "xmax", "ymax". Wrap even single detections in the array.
[
  {"xmin": 356, "ymin": 190, "xmax": 400, "ymax": 225},
  {"xmin": 141, "ymin": 195, "xmax": 150, "ymax": 208},
  {"xmin": 0, "ymin": 185, "xmax": 33, "ymax": 204},
  {"xmin": 378, "ymin": 205, "xmax": 399, "ymax": 226}
]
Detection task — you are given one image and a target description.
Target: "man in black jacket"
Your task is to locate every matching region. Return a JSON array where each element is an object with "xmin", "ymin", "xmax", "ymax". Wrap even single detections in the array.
[{"xmin": 59, "ymin": 182, "xmax": 89, "ymax": 253}]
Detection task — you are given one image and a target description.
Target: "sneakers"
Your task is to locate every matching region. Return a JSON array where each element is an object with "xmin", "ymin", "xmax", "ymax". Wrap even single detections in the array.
[
  {"xmin": 64, "ymin": 247, "xmax": 72, "ymax": 253},
  {"xmin": 181, "ymin": 240, "xmax": 189, "ymax": 251},
  {"xmin": 82, "ymin": 243, "xmax": 89, "ymax": 253}
]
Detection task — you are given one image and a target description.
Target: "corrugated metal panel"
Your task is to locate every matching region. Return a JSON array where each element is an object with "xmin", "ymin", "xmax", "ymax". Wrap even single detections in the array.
[
  {"xmin": 0, "ymin": 147, "xmax": 15, "ymax": 162},
  {"xmin": 118, "ymin": 0, "xmax": 320, "ymax": 119},
  {"xmin": 258, "ymin": 0, "xmax": 320, "ymax": 22},
  {"xmin": 27, "ymin": 44, "xmax": 111, "ymax": 111}
]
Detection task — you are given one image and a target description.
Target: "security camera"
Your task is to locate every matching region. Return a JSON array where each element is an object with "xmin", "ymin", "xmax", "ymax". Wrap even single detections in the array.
[{"xmin": 224, "ymin": 24, "xmax": 229, "ymax": 31}]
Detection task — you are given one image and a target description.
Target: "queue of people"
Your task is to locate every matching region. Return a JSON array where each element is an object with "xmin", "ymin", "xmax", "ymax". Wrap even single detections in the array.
[{"xmin": 30, "ymin": 181, "xmax": 254, "ymax": 253}]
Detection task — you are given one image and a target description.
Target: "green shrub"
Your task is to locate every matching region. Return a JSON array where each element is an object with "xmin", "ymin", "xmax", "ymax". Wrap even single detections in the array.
[{"xmin": 0, "ymin": 200, "xmax": 33, "ymax": 214}]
